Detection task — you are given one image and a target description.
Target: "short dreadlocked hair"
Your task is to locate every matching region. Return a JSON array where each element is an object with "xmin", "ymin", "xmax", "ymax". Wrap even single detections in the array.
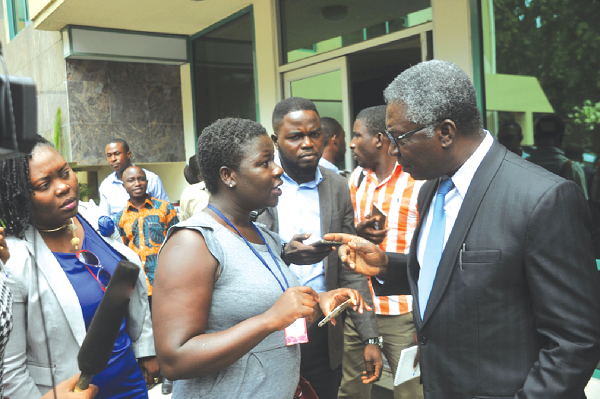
[
  {"xmin": 356, "ymin": 105, "xmax": 387, "ymax": 137},
  {"xmin": 197, "ymin": 118, "xmax": 268, "ymax": 194},
  {"xmin": 272, "ymin": 97, "xmax": 319, "ymax": 134},
  {"xmin": 0, "ymin": 135, "xmax": 54, "ymax": 238}
]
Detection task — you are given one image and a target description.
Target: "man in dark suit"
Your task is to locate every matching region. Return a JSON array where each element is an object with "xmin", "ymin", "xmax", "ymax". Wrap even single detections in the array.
[
  {"xmin": 326, "ymin": 60, "xmax": 600, "ymax": 399},
  {"xmin": 256, "ymin": 97, "xmax": 382, "ymax": 399}
]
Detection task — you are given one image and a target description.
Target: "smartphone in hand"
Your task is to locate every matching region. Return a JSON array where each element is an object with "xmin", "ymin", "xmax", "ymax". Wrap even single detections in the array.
[
  {"xmin": 371, "ymin": 203, "xmax": 388, "ymax": 230},
  {"xmin": 311, "ymin": 240, "xmax": 344, "ymax": 248},
  {"xmin": 318, "ymin": 299, "xmax": 352, "ymax": 327}
]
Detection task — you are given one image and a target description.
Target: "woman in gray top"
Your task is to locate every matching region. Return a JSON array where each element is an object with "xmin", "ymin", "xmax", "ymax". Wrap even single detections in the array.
[{"xmin": 153, "ymin": 118, "xmax": 370, "ymax": 399}]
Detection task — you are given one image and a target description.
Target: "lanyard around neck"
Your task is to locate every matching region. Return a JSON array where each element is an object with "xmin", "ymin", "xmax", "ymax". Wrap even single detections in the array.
[{"xmin": 207, "ymin": 204, "xmax": 289, "ymax": 293}]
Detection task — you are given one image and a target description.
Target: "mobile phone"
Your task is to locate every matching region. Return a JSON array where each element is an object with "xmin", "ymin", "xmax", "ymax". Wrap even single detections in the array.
[
  {"xmin": 318, "ymin": 299, "xmax": 353, "ymax": 327},
  {"xmin": 311, "ymin": 239, "xmax": 344, "ymax": 248},
  {"xmin": 371, "ymin": 203, "xmax": 388, "ymax": 230}
]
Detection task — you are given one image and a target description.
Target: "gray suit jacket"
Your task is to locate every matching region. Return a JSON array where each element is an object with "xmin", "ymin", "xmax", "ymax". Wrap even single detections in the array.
[
  {"xmin": 3, "ymin": 201, "xmax": 155, "ymax": 398},
  {"xmin": 376, "ymin": 140, "xmax": 600, "ymax": 399},
  {"xmin": 257, "ymin": 166, "xmax": 378, "ymax": 369}
]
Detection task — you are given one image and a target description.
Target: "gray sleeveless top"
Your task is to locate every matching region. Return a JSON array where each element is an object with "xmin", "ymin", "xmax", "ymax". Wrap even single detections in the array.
[{"xmin": 165, "ymin": 211, "xmax": 301, "ymax": 399}]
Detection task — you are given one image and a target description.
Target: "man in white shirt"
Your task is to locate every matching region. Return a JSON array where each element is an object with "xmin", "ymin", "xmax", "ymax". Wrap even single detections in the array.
[
  {"xmin": 319, "ymin": 117, "xmax": 346, "ymax": 175},
  {"xmin": 99, "ymin": 139, "xmax": 170, "ymax": 217},
  {"xmin": 326, "ymin": 60, "xmax": 600, "ymax": 399}
]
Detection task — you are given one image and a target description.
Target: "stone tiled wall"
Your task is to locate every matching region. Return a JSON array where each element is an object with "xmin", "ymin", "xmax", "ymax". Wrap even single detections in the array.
[{"xmin": 68, "ymin": 60, "xmax": 185, "ymax": 166}]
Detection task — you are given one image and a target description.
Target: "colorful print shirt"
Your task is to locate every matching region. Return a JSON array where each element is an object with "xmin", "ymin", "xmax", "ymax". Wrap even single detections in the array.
[{"xmin": 114, "ymin": 197, "xmax": 179, "ymax": 295}]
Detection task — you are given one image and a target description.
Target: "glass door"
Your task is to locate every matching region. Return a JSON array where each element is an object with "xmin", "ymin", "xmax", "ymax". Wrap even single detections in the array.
[{"xmin": 283, "ymin": 57, "xmax": 353, "ymax": 171}]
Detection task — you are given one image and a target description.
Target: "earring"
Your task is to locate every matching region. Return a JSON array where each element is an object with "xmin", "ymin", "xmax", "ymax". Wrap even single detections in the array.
[{"xmin": 230, "ymin": 182, "xmax": 234, "ymax": 188}]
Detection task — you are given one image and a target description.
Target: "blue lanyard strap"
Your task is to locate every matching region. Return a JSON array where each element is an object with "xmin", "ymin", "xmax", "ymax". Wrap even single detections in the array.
[{"xmin": 207, "ymin": 204, "xmax": 289, "ymax": 292}]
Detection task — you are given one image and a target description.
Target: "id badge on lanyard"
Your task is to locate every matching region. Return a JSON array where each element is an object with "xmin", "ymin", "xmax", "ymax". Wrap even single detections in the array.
[{"xmin": 208, "ymin": 205, "xmax": 308, "ymax": 346}]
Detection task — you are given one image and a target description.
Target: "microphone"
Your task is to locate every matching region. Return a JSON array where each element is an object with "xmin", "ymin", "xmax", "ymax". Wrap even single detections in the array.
[{"xmin": 74, "ymin": 259, "xmax": 140, "ymax": 392}]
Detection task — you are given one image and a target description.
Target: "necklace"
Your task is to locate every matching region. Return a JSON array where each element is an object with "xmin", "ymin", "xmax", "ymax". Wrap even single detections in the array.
[{"xmin": 38, "ymin": 218, "xmax": 81, "ymax": 250}]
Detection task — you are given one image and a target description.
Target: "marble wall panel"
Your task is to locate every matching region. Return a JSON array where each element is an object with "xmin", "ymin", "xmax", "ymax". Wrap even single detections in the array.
[
  {"xmin": 110, "ymin": 83, "xmax": 149, "ymax": 124},
  {"xmin": 111, "ymin": 123, "xmax": 153, "ymax": 163},
  {"xmin": 67, "ymin": 60, "xmax": 108, "ymax": 83},
  {"xmin": 70, "ymin": 124, "xmax": 112, "ymax": 165},
  {"xmin": 108, "ymin": 62, "xmax": 147, "ymax": 84},
  {"xmin": 149, "ymin": 123, "xmax": 185, "ymax": 163},
  {"xmin": 148, "ymin": 84, "xmax": 183, "ymax": 125},
  {"xmin": 68, "ymin": 81, "xmax": 111, "ymax": 124},
  {"xmin": 146, "ymin": 64, "xmax": 180, "ymax": 87}
]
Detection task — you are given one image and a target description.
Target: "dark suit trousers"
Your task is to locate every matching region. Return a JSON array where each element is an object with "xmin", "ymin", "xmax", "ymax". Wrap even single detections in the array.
[{"xmin": 301, "ymin": 321, "xmax": 342, "ymax": 399}]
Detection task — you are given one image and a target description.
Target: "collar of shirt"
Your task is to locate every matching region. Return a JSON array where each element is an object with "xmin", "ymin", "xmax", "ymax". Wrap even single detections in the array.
[
  {"xmin": 446, "ymin": 130, "xmax": 494, "ymax": 199},
  {"xmin": 318, "ymin": 157, "xmax": 340, "ymax": 174},
  {"xmin": 107, "ymin": 163, "xmax": 139, "ymax": 186},
  {"xmin": 276, "ymin": 155, "xmax": 324, "ymax": 188},
  {"xmin": 365, "ymin": 163, "xmax": 402, "ymax": 187},
  {"xmin": 126, "ymin": 197, "xmax": 153, "ymax": 213}
]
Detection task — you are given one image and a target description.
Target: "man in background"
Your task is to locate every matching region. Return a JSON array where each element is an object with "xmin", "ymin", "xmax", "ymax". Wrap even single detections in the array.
[
  {"xmin": 99, "ymin": 139, "xmax": 170, "ymax": 217},
  {"xmin": 339, "ymin": 105, "xmax": 424, "ymax": 399},
  {"xmin": 179, "ymin": 155, "xmax": 210, "ymax": 221},
  {"xmin": 497, "ymin": 122, "xmax": 529, "ymax": 158},
  {"xmin": 527, "ymin": 114, "xmax": 588, "ymax": 198},
  {"xmin": 114, "ymin": 166, "xmax": 179, "ymax": 301},
  {"xmin": 319, "ymin": 116, "xmax": 347, "ymax": 175}
]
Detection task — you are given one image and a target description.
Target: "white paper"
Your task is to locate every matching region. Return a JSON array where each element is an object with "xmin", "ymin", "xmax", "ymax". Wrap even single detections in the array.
[{"xmin": 394, "ymin": 345, "xmax": 421, "ymax": 386}]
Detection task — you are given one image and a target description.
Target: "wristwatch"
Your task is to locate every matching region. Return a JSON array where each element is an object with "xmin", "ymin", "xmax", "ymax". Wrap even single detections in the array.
[{"xmin": 364, "ymin": 336, "xmax": 383, "ymax": 349}]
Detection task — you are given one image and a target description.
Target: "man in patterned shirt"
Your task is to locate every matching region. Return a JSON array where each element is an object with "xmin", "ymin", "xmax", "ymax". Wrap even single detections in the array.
[
  {"xmin": 114, "ymin": 166, "xmax": 179, "ymax": 302},
  {"xmin": 338, "ymin": 106, "xmax": 424, "ymax": 399}
]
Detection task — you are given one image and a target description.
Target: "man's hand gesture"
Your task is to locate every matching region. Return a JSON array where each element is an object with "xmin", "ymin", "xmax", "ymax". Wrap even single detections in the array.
[{"xmin": 323, "ymin": 233, "xmax": 389, "ymax": 277}]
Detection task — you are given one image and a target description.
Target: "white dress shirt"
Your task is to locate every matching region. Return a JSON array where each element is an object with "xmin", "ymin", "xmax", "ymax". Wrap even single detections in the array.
[
  {"xmin": 417, "ymin": 132, "xmax": 494, "ymax": 267},
  {"xmin": 276, "ymin": 156, "xmax": 326, "ymax": 293},
  {"xmin": 318, "ymin": 157, "xmax": 340, "ymax": 174}
]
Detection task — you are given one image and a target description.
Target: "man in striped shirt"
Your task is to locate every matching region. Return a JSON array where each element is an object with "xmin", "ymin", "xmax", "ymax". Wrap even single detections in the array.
[{"xmin": 338, "ymin": 106, "xmax": 424, "ymax": 399}]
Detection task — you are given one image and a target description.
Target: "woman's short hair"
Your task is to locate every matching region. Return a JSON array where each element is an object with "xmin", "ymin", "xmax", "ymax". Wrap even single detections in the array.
[
  {"xmin": 0, "ymin": 135, "xmax": 53, "ymax": 238},
  {"xmin": 197, "ymin": 118, "xmax": 268, "ymax": 194}
]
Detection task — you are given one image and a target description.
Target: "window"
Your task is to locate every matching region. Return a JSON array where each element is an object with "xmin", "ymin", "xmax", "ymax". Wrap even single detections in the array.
[
  {"xmin": 191, "ymin": 8, "xmax": 257, "ymax": 136},
  {"xmin": 7, "ymin": 0, "xmax": 30, "ymax": 39},
  {"xmin": 480, "ymin": 0, "xmax": 600, "ymax": 156},
  {"xmin": 279, "ymin": 0, "xmax": 431, "ymax": 64}
]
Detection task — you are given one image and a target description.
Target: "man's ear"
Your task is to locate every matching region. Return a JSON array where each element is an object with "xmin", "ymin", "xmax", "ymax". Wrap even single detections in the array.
[
  {"xmin": 271, "ymin": 134, "xmax": 279, "ymax": 150},
  {"xmin": 439, "ymin": 119, "xmax": 457, "ymax": 148},
  {"xmin": 374, "ymin": 132, "xmax": 385, "ymax": 148}
]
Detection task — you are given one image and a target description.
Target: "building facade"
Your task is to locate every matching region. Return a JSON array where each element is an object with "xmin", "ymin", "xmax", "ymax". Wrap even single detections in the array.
[{"xmin": 1, "ymin": 0, "xmax": 599, "ymax": 201}]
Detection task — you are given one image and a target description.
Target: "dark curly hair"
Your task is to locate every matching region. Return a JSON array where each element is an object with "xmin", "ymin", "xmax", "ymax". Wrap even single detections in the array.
[
  {"xmin": 356, "ymin": 105, "xmax": 387, "ymax": 137},
  {"xmin": 272, "ymin": 97, "xmax": 319, "ymax": 134},
  {"xmin": 197, "ymin": 118, "xmax": 268, "ymax": 194},
  {"xmin": 0, "ymin": 135, "xmax": 54, "ymax": 238}
]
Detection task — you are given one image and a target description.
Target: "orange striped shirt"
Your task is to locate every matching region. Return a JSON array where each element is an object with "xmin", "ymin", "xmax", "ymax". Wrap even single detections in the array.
[{"xmin": 349, "ymin": 164, "xmax": 424, "ymax": 315}]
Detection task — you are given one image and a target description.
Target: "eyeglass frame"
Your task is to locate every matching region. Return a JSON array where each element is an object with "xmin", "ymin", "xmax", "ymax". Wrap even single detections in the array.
[
  {"xmin": 385, "ymin": 120, "xmax": 445, "ymax": 147},
  {"xmin": 76, "ymin": 249, "xmax": 112, "ymax": 292}
]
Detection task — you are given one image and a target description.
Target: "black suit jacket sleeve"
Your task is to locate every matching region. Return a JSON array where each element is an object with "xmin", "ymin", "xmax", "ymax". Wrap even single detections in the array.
[
  {"xmin": 518, "ymin": 180, "xmax": 600, "ymax": 398},
  {"xmin": 369, "ymin": 252, "xmax": 411, "ymax": 297},
  {"xmin": 334, "ymin": 180, "xmax": 379, "ymax": 341}
]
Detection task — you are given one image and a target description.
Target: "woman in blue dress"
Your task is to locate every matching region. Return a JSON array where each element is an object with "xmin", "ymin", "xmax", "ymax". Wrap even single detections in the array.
[{"xmin": 0, "ymin": 136, "xmax": 158, "ymax": 399}]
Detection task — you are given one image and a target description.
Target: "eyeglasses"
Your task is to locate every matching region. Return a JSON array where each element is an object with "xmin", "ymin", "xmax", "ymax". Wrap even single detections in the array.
[
  {"xmin": 385, "ymin": 121, "xmax": 440, "ymax": 147},
  {"xmin": 77, "ymin": 250, "xmax": 112, "ymax": 292}
]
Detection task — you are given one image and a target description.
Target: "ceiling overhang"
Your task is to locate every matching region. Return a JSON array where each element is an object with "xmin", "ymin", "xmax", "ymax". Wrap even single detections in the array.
[{"xmin": 31, "ymin": 0, "xmax": 253, "ymax": 36}]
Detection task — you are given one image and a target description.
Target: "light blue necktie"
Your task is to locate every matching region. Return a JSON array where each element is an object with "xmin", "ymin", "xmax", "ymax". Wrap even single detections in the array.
[{"xmin": 418, "ymin": 179, "xmax": 455, "ymax": 319}]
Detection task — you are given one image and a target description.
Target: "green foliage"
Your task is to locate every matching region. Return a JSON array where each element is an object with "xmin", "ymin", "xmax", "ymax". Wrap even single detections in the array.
[
  {"xmin": 53, "ymin": 107, "xmax": 61, "ymax": 153},
  {"xmin": 569, "ymin": 100, "xmax": 600, "ymax": 131},
  {"xmin": 493, "ymin": 0, "xmax": 600, "ymax": 119}
]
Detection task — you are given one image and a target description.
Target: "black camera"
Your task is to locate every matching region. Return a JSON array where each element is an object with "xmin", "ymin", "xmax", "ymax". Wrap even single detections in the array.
[{"xmin": 1, "ymin": 42, "xmax": 38, "ymax": 159}]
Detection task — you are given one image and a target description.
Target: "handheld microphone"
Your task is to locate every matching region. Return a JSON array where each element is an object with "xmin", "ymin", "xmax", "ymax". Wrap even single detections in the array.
[{"xmin": 74, "ymin": 259, "xmax": 140, "ymax": 392}]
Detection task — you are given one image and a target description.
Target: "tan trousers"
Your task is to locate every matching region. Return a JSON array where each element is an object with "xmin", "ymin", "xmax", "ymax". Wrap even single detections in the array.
[{"xmin": 338, "ymin": 313, "xmax": 424, "ymax": 399}]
